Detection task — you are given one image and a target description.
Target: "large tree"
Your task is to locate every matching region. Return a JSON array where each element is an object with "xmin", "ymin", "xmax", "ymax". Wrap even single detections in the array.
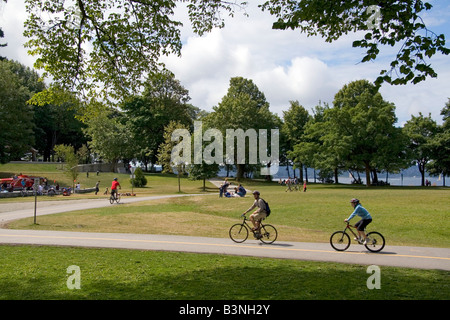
[
  {"xmin": 121, "ymin": 70, "xmax": 196, "ymax": 170},
  {"xmin": 427, "ymin": 100, "xmax": 450, "ymax": 186},
  {"xmin": 321, "ymin": 80, "xmax": 401, "ymax": 186},
  {"xmin": 0, "ymin": 60, "xmax": 36, "ymax": 163},
  {"xmin": 23, "ymin": 0, "xmax": 246, "ymax": 104},
  {"xmin": 403, "ymin": 112, "xmax": 439, "ymax": 186},
  {"xmin": 83, "ymin": 110, "xmax": 134, "ymax": 172},
  {"xmin": 33, "ymin": 102, "xmax": 87, "ymax": 161},
  {"xmin": 204, "ymin": 77, "xmax": 281, "ymax": 180}
]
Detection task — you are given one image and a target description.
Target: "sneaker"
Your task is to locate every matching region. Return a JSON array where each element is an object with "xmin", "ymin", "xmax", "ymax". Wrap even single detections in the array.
[
  {"xmin": 355, "ymin": 237, "xmax": 363, "ymax": 243},
  {"xmin": 363, "ymin": 239, "xmax": 368, "ymax": 245}
]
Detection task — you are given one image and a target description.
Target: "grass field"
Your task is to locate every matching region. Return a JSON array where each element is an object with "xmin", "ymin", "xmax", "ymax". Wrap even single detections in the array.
[
  {"xmin": 0, "ymin": 245, "xmax": 448, "ymax": 300},
  {"xmin": 1, "ymin": 162, "xmax": 449, "ymax": 300},
  {"xmin": 5, "ymin": 173, "xmax": 450, "ymax": 247}
]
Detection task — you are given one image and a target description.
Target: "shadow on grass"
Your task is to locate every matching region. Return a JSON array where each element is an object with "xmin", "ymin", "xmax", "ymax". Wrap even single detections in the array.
[{"xmin": 0, "ymin": 248, "xmax": 448, "ymax": 300}]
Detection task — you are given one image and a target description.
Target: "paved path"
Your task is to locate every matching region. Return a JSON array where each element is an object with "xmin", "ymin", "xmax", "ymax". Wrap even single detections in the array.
[{"xmin": 0, "ymin": 194, "xmax": 449, "ymax": 271}]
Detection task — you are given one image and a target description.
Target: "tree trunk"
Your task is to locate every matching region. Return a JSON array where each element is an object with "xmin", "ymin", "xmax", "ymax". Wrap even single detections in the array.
[
  {"xmin": 334, "ymin": 168, "xmax": 339, "ymax": 184},
  {"xmin": 236, "ymin": 164, "xmax": 245, "ymax": 181},
  {"xmin": 364, "ymin": 162, "xmax": 371, "ymax": 187},
  {"xmin": 418, "ymin": 161, "xmax": 426, "ymax": 186}
]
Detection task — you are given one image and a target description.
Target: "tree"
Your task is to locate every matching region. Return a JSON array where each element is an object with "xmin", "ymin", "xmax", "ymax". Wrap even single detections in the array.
[
  {"xmin": 186, "ymin": 120, "xmax": 220, "ymax": 191},
  {"xmin": 426, "ymin": 100, "xmax": 450, "ymax": 186},
  {"xmin": 33, "ymin": 102, "xmax": 87, "ymax": 162},
  {"xmin": 371, "ymin": 126, "xmax": 410, "ymax": 183},
  {"xmin": 291, "ymin": 102, "xmax": 344, "ymax": 183},
  {"xmin": 203, "ymin": 77, "xmax": 281, "ymax": 180},
  {"xmin": 187, "ymin": 162, "xmax": 219, "ymax": 192},
  {"xmin": 316, "ymin": 80, "xmax": 401, "ymax": 186},
  {"xmin": 83, "ymin": 110, "xmax": 134, "ymax": 172},
  {"xmin": 260, "ymin": 0, "xmax": 449, "ymax": 86},
  {"xmin": 403, "ymin": 112, "xmax": 438, "ymax": 186},
  {"xmin": 23, "ymin": 1, "xmax": 447, "ymax": 111},
  {"xmin": 122, "ymin": 70, "xmax": 195, "ymax": 170},
  {"xmin": 0, "ymin": 60, "xmax": 35, "ymax": 163},
  {"xmin": 23, "ymin": 0, "xmax": 246, "ymax": 104},
  {"xmin": 296, "ymin": 103, "xmax": 345, "ymax": 184},
  {"xmin": 157, "ymin": 121, "xmax": 190, "ymax": 192},
  {"xmin": 130, "ymin": 167, "xmax": 147, "ymax": 188},
  {"xmin": 282, "ymin": 100, "xmax": 311, "ymax": 181},
  {"xmin": 54, "ymin": 144, "xmax": 79, "ymax": 188}
]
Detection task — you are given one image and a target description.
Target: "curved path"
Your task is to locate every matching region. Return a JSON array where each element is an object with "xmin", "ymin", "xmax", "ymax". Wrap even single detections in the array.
[{"xmin": 0, "ymin": 195, "xmax": 449, "ymax": 271}]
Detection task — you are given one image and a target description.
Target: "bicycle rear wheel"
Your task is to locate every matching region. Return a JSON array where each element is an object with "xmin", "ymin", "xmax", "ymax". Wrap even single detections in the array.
[
  {"xmin": 365, "ymin": 232, "xmax": 385, "ymax": 252},
  {"xmin": 259, "ymin": 224, "xmax": 277, "ymax": 244},
  {"xmin": 109, "ymin": 196, "xmax": 114, "ymax": 204},
  {"xmin": 229, "ymin": 224, "xmax": 249, "ymax": 243},
  {"xmin": 330, "ymin": 231, "xmax": 351, "ymax": 251}
]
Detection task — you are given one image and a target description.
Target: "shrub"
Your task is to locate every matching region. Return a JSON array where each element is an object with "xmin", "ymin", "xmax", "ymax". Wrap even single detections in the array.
[{"xmin": 130, "ymin": 167, "xmax": 147, "ymax": 187}]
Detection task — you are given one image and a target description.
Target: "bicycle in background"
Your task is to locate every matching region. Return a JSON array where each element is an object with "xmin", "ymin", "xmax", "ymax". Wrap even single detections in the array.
[{"xmin": 109, "ymin": 191, "xmax": 121, "ymax": 204}]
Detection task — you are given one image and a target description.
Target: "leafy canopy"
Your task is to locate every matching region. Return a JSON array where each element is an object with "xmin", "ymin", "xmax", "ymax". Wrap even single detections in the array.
[
  {"xmin": 260, "ymin": 0, "xmax": 449, "ymax": 86},
  {"xmin": 22, "ymin": 0, "xmax": 448, "ymax": 107},
  {"xmin": 23, "ymin": 0, "xmax": 247, "ymax": 103}
]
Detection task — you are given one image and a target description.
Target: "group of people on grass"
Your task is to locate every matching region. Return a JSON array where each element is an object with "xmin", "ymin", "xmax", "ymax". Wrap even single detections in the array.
[
  {"xmin": 279, "ymin": 177, "xmax": 307, "ymax": 192},
  {"xmin": 219, "ymin": 178, "xmax": 247, "ymax": 198}
]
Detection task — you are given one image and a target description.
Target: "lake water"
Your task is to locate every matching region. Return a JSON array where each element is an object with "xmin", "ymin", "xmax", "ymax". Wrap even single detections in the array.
[{"xmin": 217, "ymin": 166, "xmax": 447, "ymax": 187}]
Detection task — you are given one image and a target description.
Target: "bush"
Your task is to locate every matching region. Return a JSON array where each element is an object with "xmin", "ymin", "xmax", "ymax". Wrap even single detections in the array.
[{"xmin": 130, "ymin": 167, "xmax": 147, "ymax": 187}]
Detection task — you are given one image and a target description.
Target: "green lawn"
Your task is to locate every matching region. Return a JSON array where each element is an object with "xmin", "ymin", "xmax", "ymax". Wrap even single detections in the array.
[
  {"xmin": 7, "ymin": 177, "xmax": 450, "ymax": 247},
  {"xmin": 1, "ymin": 163, "xmax": 449, "ymax": 300},
  {"xmin": 0, "ymin": 245, "xmax": 448, "ymax": 300}
]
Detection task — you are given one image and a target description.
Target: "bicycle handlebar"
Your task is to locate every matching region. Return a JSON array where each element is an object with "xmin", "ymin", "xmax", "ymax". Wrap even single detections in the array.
[{"xmin": 344, "ymin": 221, "xmax": 354, "ymax": 227}]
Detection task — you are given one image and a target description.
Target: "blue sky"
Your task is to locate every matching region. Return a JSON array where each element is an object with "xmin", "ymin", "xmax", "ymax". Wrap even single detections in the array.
[{"xmin": 1, "ymin": 1, "xmax": 449, "ymax": 126}]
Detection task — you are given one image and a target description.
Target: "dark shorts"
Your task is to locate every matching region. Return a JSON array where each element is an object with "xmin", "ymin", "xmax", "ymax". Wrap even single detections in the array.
[{"xmin": 355, "ymin": 219, "xmax": 372, "ymax": 231}]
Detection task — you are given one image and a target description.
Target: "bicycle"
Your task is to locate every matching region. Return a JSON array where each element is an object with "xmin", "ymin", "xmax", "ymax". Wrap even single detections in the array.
[
  {"xmin": 330, "ymin": 222, "xmax": 385, "ymax": 252},
  {"xmin": 229, "ymin": 215, "xmax": 278, "ymax": 244},
  {"xmin": 109, "ymin": 190, "xmax": 121, "ymax": 204}
]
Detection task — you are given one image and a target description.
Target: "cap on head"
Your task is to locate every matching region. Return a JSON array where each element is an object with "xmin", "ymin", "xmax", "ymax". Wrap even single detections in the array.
[
  {"xmin": 252, "ymin": 190, "xmax": 260, "ymax": 195},
  {"xmin": 350, "ymin": 198, "xmax": 360, "ymax": 204}
]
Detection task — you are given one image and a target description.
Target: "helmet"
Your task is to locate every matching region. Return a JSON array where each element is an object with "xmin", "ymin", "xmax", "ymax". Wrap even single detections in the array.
[
  {"xmin": 252, "ymin": 190, "xmax": 260, "ymax": 195},
  {"xmin": 114, "ymin": 178, "xmax": 118, "ymax": 181},
  {"xmin": 350, "ymin": 198, "xmax": 360, "ymax": 204}
]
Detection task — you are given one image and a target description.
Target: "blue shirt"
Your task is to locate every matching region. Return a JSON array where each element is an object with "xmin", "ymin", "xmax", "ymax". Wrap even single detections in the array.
[{"xmin": 347, "ymin": 204, "xmax": 372, "ymax": 221}]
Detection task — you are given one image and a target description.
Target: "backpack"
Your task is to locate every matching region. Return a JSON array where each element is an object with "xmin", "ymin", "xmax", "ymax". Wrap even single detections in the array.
[{"xmin": 261, "ymin": 198, "xmax": 271, "ymax": 217}]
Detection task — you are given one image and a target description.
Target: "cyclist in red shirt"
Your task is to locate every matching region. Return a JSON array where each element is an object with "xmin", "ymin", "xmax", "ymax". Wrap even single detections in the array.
[{"xmin": 111, "ymin": 178, "xmax": 121, "ymax": 199}]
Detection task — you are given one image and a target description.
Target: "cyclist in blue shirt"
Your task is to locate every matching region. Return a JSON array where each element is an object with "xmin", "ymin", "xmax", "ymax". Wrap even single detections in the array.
[{"xmin": 345, "ymin": 198, "xmax": 372, "ymax": 245}]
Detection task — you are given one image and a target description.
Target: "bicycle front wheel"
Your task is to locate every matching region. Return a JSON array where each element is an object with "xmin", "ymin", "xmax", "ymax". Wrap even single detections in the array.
[
  {"xmin": 330, "ymin": 231, "xmax": 350, "ymax": 251},
  {"xmin": 115, "ymin": 193, "xmax": 121, "ymax": 203},
  {"xmin": 365, "ymin": 232, "xmax": 385, "ymax": 252},
  {"xmin": 259, "ymin": 224, "xmax": 277, "ymax": 244},
  {"xmin": 229, "ymin": 224, "xmax": 249, "ymax": 243}
]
